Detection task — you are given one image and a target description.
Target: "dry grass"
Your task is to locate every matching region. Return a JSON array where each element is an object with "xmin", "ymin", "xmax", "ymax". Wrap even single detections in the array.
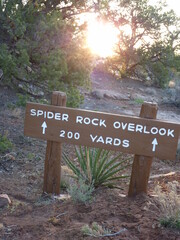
[
  {"xmin": 155, "ymin": 181, "xmax": 180, "ymax": 229},
  {"xmin": 60, "ymin": 165, "xmax": 74, "ymax": 188}
]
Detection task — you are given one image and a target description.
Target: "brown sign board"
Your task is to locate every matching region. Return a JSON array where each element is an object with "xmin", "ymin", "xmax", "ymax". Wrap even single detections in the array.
[{"xmin": 24, "ymin": 102, "xmax": 180, "ymax": 160}]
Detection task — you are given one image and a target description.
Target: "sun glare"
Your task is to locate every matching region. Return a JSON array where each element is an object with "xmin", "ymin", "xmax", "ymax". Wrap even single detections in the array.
[{"xmin": 87, "ymin": 19, "xmax": 118, "ymax": 58}]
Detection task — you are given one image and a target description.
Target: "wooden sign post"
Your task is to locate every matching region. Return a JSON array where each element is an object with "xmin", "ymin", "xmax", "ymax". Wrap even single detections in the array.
[
  {"xmin": 24, "ymin": 92, "xmax": 180, "ymax": 195},
  {"xmin": 43, "ymin": 92, "xmax": 66, "ymax": 195},
  {"xmin": 128, "ymin": 102, "xmax": 158, "ymax": 197}
]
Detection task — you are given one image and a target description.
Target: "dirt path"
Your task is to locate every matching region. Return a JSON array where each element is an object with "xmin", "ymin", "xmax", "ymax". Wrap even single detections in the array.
[{"xmin": 81, "ymin": 70, "xmax": 180, "ymax": 123}]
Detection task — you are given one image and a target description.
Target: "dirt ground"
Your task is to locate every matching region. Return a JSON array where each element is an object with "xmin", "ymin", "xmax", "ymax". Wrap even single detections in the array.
[{"xmin": 0, "ymin": 70, "xmax": 180, "ymax": 240}]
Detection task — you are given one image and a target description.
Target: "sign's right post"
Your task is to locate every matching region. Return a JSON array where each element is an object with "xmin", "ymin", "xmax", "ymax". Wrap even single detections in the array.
[{"xmin": 128, "ymin": 102, "xmax": 158, "ymax": 197}]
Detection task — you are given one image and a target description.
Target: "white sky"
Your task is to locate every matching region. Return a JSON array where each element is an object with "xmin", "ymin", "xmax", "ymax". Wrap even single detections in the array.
[
  {"xmin": 165, "ymin": 0, "xmax": 180, "ymax": 16},
  {"xmin": 149, "ymin": 0, "xmax": 180, "ymax": 16}
]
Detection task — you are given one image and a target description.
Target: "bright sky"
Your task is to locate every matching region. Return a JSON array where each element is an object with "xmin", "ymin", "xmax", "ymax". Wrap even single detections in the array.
[
  {"xmin": 87, "ymin": 19, "xmax": 118, "ymax": 58},
  {"xmin": 149, "ymin": 0, "xmax": 180, "ymax": 16}
]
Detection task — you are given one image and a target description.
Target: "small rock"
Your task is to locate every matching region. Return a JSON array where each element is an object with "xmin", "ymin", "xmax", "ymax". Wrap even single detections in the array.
[
  {"xmin": 119, "ymin": 193, "xmax": 126, "ymax": 198},
  {"xmin": 168, "ymin": 80, "xmax": 175, "ymax": 88},
  {"xmin": 0, "ymin": 197, "xmax": 9, "ymax": 208},
  {"xmin": 146, "ymin": 76, "xmax": 151, "ymax": 81},
  {"xmin": 107, "ymin": 92, "xmax": 130, "ymax": 101},
  {"xmin": 92, "ymin": 89, "xmax": 130, "ymax": 101},
  {"xmin": 104, "ymin": 92, "xmax": 116, "ymax": 100},
  {"xmin": 26, "ymin": 65, "xmax": 33, "ymax": 73},
  {"xmin": 145, "ymin": 88, "xmax": 157, "ymax": 95},
  {"xmin": 91, "ymin": 90, "xmax": 104, "ymax": 99},
  {"xmin": 0, "ymin": 194, "xmax": 11, "ymax": 208}
]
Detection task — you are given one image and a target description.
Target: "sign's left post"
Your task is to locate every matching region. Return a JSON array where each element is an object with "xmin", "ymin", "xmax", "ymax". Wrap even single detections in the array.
[{"xmin": 43, "ymin": 91, "xmax": 67, "ymax": 195}]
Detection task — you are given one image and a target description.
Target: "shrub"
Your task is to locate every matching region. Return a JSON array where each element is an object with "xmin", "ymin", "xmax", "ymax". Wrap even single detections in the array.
[
  {"xmin": 151, "ymin": 62, "xmax": 169, "ymax": 88},
  {"xmin": 0, "ymin": 1, "xmax": 92, "ymax": 108},
  {"xmin": 66, "ymin": 85, "xmax": 84, "ymax": 108},
  {"xmin": 67, "ymin": 178, "xmax": 94, "ymax": 204},
  {"xmin": 0, "ymin": 134, "xmax": 13, "ymax": 153},
  {"xmin": 63, "ymin": 146, "xmax": 131, "ymax": 188},
  {"xmin": 16, "ymin": 93, "xmax": 30, "ymax": 107},
  {"xmin": 0, "ymin": 44, "xmax": 17, "ymax": 84},
  {"xmin": 155, "ymin": 181, "xmax": 180, "ymax": 230},
  {"xmin": 134, "ymin": 98, "xmax": 144, "ymax": 104}
]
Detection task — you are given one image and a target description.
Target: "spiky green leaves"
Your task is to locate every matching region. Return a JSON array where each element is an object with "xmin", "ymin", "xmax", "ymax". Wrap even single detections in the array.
[{"xmin": 63, "ymin": 146, "xmax": 131, "ymax": 188}]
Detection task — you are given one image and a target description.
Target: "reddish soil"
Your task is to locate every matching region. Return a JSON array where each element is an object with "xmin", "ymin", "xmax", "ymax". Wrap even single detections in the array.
[{"xmin": 0, "ymin": 72, "xmax": 180, "ymax": 240}]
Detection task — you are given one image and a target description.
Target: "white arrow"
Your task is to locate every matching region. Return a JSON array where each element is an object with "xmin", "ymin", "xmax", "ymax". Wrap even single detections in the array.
[
  {"xmin": 41, "ymin": 121, "xmax": 47, "ymax": 135},
  {"xmin": 152, "ymin": 138, "xmax": 158, "ymax": 152}
]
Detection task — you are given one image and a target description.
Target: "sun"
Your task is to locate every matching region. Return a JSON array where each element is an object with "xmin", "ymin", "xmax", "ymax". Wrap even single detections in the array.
[{"xmin": 87, "ymin": 19, "xmax": 118, "ymax": 58}]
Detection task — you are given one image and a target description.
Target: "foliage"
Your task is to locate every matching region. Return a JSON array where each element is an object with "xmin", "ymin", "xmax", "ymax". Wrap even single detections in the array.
[
  {"xmin": 63, "ymin": 146, "xmax": 131, "ymax": 188},
  {"xmin": 0, "ymin": 134, "xmax": 13, "ymax": 153},
  {"xmin": 100, "ymin": 0, "xmax": 180, "ymax": 87},
  {"xmin": 66, "ymin": 85, "xmax": 84, "ymax": 108},
  {"xmin": 174, "ymin": 55, "xmax": 180, "ymax": 72},
  {"xmin": 1, "ymin": 0, "xmax": 179, "ymax": 95},
  {"xmin": 0, "ymin": 44, "xmax": 17, "ymax": 84},
  {"xmin": 16, "ymin": 93, "xmax": 30, "ymax": 107},
  {"xmin": 142, "ymin": 43, "xmax": 177, "ymax": 87},
  {"xmin": 155, "ymin": 181, "xmax": 180, "ymax": 230},
  {"xmin": 134, "ymin": 98, "xmax": 144, "ymax": 104},
  {"xmin": 150, "ymin": 62, "xmax": 169, "ymax": 88},
  {"xmin": 160, "ymin": 218, "xmax": 180, "ymax": 230},
  {"xmin": 0, "ymin": 0, "xmax": 93, "ymax": 107},
  {"xmin": 67, "ymin": 178, "xmax": 94, "ymax": 204}
]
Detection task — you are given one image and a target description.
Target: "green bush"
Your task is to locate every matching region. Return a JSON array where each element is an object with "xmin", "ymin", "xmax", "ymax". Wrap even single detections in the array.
[
  {"xmin": 151, "ymin": 62, "xmax": 169, "ymax": 88},
  {"xmin": 0, "ymin": 1, "xmax": 92, "ymax": 108},
  {"xmin": 174, "ymin": 55, "xmax": 180, "ymax": 72},
  {"xmin": 0, "ymin": 44, "xmax": 17, "ymax": 83},
  {"xmin": 0, "ymin": 134, "xmax": 13, "ymax": 153},
  {"xmin": 40, "ymin": 49, "xmax": 68, "ymax": 89},
  {"xmin": 63, "ymin": 146, "xmax": 131, "ymax": 188},
  {"xmin": 134, "ymin": 98, "xmax": 144, "ymax": 104},
  {"xmin": 16, "ymin": 93, "xmax": 30, "ymax": 107},
  {"xmin": 66, "ymin": 85, "xmax": 84, "ymax": 108}
]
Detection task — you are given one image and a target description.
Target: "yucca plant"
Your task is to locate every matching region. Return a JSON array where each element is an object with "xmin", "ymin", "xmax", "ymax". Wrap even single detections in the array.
[{"xmin": 63, "ymin": 146, "xmax": 131, "ymax": 188}]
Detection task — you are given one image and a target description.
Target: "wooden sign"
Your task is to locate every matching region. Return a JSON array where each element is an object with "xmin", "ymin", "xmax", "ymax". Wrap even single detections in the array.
[{"xmin": 24, "ymin": 102, "xmax": 180, "ymax": 160}]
